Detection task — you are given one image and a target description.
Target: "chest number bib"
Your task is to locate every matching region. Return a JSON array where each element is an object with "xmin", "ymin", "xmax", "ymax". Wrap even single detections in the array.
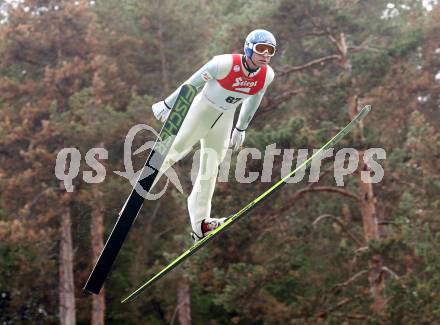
[{"xmin": 225, "ymin": 96, "xmax": 242, "ymax": 104}]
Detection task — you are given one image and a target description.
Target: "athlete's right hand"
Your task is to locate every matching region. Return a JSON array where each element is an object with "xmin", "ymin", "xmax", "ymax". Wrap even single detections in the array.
[
  {"xmin": 152, "ymin": 101, "xmax": 171, "ymax": 122},
  {"xmin": 229, "ymin": 127, "xmax": 246, "ymax": 151}
]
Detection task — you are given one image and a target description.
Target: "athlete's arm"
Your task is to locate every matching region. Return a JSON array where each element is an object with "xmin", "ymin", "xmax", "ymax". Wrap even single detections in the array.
[
  {"xmin": 162, "ymin": 57, "xmax": 222, "ymax": 107},
  {"xmin": 236, "ymin": 66, "xmax": 275, "ymax": 130}
]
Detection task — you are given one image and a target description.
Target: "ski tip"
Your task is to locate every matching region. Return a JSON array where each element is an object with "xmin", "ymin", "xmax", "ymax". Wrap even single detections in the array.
[{"xmin": 356, "ymin": 105, "xmax": 371, "ymax": 120}]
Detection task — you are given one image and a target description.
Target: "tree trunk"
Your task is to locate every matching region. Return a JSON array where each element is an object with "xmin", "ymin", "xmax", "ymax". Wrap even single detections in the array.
[
  {"xmin": 157, "ymin": 15, "xmax": 171, "ymax": 93},
  {"xmin": 357, "ymin": 150, "xmax": 386, "ymax": 313},
  {"xmin": 59, "ymin": 205, "xmax": 76, "ymax": 325},
  {"xmin": 349, "ymin": 99, "xmax": 385, "ymax": 313},
  {"xmin": 368, "ymin": 254, "xmax": 386, "ymax": 313},
  {"xmin": 177, "ymin": 278, "xmax": 191, "ymax": 325},
  {"xmin": 358, "ymin": 150, "xmax": 379, "ymax": 241},
  {"xmin": 91, "ymin": 188, "xmax": 105, "ymax": 325}
]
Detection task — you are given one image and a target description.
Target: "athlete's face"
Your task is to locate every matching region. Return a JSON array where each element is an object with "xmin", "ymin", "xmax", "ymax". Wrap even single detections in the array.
[{"xmin": 251, "ymin": 52, "xmax": 271, "ymax": 67}]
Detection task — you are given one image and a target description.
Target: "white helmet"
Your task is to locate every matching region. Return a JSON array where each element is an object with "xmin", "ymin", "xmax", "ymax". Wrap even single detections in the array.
[{"xmin": 244, "ymin": 29, "xmax": 277, "ymax": 58}]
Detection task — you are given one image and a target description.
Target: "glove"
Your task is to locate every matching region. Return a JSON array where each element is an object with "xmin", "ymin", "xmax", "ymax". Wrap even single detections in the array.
[
  {"xmin": 229, "ymin": 127, "xmax": 246, "ymax": 151},
  {"xmin": 152, "ymin": 101, "xmax": 171, "ymax": 123}
]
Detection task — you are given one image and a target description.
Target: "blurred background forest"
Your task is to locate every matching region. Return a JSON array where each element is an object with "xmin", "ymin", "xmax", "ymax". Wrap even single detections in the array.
[{"xmin": 1, "ymin": 0, "xmax": 440, "ymax": 324}]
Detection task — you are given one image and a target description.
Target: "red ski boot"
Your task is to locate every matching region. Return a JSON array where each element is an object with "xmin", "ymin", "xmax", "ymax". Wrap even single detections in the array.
[{"xmin": 191, "ymin": 217, "xmax": 226, "ymax": 242}]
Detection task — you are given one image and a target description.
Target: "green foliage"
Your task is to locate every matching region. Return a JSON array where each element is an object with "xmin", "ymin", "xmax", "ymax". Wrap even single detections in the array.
[
  {"xmin": 1, "ymin": 0, "xmax": 440, "ymax": 323},
  {"xmin": 247, "ymin": 116, "xmax": 308, "ymax": 150}
]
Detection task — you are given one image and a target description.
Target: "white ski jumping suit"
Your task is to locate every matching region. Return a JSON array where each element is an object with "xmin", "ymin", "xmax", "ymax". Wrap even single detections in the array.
[{"xmin": 155, "ymin": 53, "xmax": 274, "ymax": 237}]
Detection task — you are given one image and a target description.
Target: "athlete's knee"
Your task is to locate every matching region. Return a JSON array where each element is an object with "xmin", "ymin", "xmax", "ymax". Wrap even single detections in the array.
[
  {"xmin": 199, "ymin": 148, "xmax": 220, "ymax": 179},
  {"xmin": 167, "ymin": 141, "xmax": 191, "ymax": 163}
]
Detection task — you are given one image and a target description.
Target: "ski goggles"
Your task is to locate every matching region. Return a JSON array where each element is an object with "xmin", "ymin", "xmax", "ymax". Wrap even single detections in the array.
[{"xmin": 252, "ymin": 43, "xmax": 276, "ymax": 56}]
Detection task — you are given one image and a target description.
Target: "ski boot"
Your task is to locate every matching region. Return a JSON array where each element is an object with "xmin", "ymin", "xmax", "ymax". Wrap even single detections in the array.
[{"xmin": 191, "ymin": 217, "xmax": 227, "ymax": 242}]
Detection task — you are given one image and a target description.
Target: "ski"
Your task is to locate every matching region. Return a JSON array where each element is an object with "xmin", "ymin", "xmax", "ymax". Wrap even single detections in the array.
[
  {"xmin": 84, "ymin": 84, "xmax": 197, "ymax": 295},
  {"xmin": 121, "ymin": 105, "xmax": 371, "ymax": 303}
]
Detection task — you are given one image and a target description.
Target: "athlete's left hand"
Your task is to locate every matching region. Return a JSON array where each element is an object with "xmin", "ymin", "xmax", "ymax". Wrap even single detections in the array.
[
  {"xmin": 152, "ymin": 101, "xmax": 171, "ymax": 123},
  {"xmin": 229, "ymin": 127, "xmax": 245, "ymax": 151}
]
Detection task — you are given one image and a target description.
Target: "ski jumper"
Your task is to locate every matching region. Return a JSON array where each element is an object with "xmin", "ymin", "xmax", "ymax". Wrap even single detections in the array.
[{"xmin": 154, "ymin": 54, "xmax": 275, "ymax": 237}]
